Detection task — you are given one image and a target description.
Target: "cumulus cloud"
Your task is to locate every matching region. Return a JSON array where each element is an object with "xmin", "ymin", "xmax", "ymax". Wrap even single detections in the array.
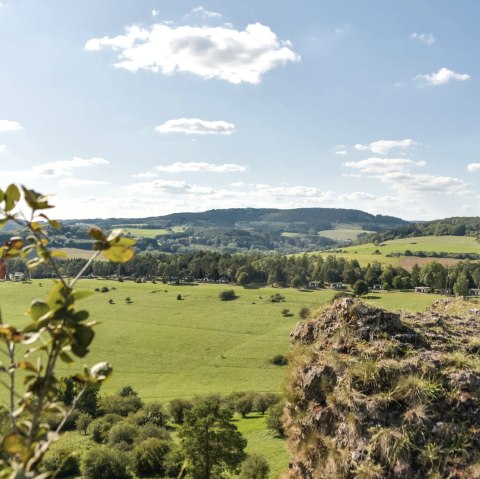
[
  {"xmin": 344, "ymin": 158, "xmax": 426, "ymax": 174},
  {"xmin": 36, "ymin": 157, "xmax": 109, "ymax": 177},
  {"xmin": 155, "ymin": 162, "xmax": 246, "ymax": 173},
  {"xmin": 467, "ymin": 163, "xmax": 480, "ymax": 172},
  {"xmin": 354, "ymin": 139, "xmax": 416, "ymax": 155},
  {"xmin": 189, "ymin": 6, "xmax": 222, "ymax": 19},
  {"xmin": 85, "ymin": 22, "xmax": 299, "ymax": 84},
  {"xmin": 411, "ymin": 33, "xmax": 436, "ymax": 45},
  {"xmin": 415, "ymin": 67, "xmax": 470, "ymax": 86},
  {"xmin": 155, "ymin": 118, "xmax": 235, "ymax": 135},
  {"xmin": 0, "ymin": 120, "xmax": 23, "ymax": 132}
]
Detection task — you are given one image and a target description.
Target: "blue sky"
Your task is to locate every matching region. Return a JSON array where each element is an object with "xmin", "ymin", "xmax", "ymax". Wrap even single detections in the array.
[{"xmin": 0, "ymin": 0, "xmax": 479, "ymax": 220}]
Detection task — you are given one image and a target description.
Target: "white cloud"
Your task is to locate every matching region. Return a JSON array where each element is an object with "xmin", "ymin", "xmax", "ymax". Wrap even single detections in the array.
[
  {"xmin": 152, "ymin": 9, "xmax": 160, "ymax": 17},
  {"xmin": 35, "ymin": 157, "xmax": 109, "ymax": 177},
  {"xmin": 85, "ymin": 22, "xmax": 299, "ymax": 84},
  {"xmin": 155, "ymin": 118, "xmax": 235, "ymax": 135},
  {"xmin": 230, "ymin": 181, "xmax": 245, "ymax": 187},
  {"xmin": 155, "ymin": 162, "xmax": 246, "ymax": 173},
  {"xmin": 415, "ymin": 67, "xmax": 470, "ymax": 86},
  {"xmin": 189, "ymin": 6, "xmax": 222, "ymax": 19},
  {"xmin": 354, "ymin": 139, "xmax": 416, "ymax": 155},
  {"xmin": 338, "ymin": 191, "xmax": 377, "ymax": 201},
  {"xmin": 467, "ymin": 163, "xmax": 480, "ymax": 172},
  {"xmin": 0, "ymin": 120, "xmax": 23, "ymax": 132},
  {"xmin": 344, "ymin": 158, "xmax": 426, "ymax": 174},
  {"xmin": 335, "ymin": 150, "xmax": 347, "ymax": 156},
  {"xmin": 411, "ymin": 33, "xmax": 436, "ymax": 45}
]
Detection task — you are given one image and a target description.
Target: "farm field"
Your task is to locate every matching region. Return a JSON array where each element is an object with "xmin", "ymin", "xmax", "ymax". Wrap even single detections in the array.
[
  {"xmin": 123, "ymin": 226, "xmax": 187, "ymax": 238},
  {"xmin": 321, "ymin": 235, "xmax": 480, "ymax": 269},
  {"xmin": 0, "ymin": 280, "xmax": 444, "ymax": 478},
  {"xmin": 318, "ymin": 228, "xmax": 373, "ymax": 242},
  {"xmin": 0, "ymin": 281, "xmax": 442, "ymax": 400}
]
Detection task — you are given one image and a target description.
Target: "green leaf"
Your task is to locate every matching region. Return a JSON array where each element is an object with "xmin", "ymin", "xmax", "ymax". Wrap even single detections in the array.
[
  {"xmin": 88, "ymin": 226, "xmax": 106, "ymax": 242},
  {"xmin": 4, "ymin": 184, "xmax": 20, "ymax": 212},
  {"xmin": 71, "ymin": 325, "xmax": 95, "ymax": 357},
  {"xmin": 73, "ymin": 310, "xmax": 89, "ymax": 322},
  {"xmin": 72, "ymin": 289, "xmax": 94, "ymax": 302},
  {"xmin": 59, "ymin": 351, "xmax": 74, "ymax": 364},
  {"xmin": 28, "ymin": 300, "xmax": 50, "ymax": 321},
  {"xmin": 21, "ymin": 186, "xmax": 54, "ymax": 211},
  {"xmin": 17, "ymin": 361, "xmax": 37, "ymax": 373},
  {"xmin": 2, "ymin": 432, "xmax": 27, "ymax": 454}
]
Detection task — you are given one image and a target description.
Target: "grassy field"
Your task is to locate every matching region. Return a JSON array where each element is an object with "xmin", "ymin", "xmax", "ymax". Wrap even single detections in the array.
[
  {"xmin": 318, "ymin": 228, "xmax": 372, "ymax": 242},
  {"xmin": 321, "ymin": 235, "xmax": 480, "ymax": 269},
  {"xmin": 124, "ymin": 226, "xmax": 187, "ymax": 238},
  {"xmin": 0, "ymin": 281, "xmax": 444, "ymax": 478}
]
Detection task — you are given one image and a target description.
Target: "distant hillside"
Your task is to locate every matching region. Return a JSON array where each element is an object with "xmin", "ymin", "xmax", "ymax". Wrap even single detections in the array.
[
  {"xmin": 0, "ymin": 207, "xmax": 408, "ymax": 254},
  {"xmin": 361, "ymin": 216, "xmax": 480, "ymax": 244},
  {"xmin": 55, "ymin": 208, "xmax": 408, "ymax": 254}
]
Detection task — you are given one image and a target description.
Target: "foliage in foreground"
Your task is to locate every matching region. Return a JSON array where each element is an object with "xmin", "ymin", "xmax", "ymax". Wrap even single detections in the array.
[{"xmin": 0, "ymin": 184, "xmax": 135, "ymax": 477}]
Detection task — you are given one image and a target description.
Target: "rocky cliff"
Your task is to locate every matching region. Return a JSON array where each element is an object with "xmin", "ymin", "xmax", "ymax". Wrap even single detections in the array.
[{"xmin": 283, "ymin": 298, "xmax": 480, "ymax": 479}]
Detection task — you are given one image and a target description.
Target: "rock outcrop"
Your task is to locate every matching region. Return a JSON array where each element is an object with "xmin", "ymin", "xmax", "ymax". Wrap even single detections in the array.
[{"xmin": 283, "ymin": 298, "xmax": 480, "ymax": 479}]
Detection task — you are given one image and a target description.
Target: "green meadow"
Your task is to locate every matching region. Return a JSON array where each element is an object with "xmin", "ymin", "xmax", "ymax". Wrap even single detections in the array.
[
  {"xmin": 320, "ymin": 235, "xmax": 480, "ymax": 268},
  {"xmin": 0, "ymin": 280, "xmax": 443, "ymax": 478},
  {"xmin": 123, "ymin": 226, "xmax": 187, "ymax": 238}
]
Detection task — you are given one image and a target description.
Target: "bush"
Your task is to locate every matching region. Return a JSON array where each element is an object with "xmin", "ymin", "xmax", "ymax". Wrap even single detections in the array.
[
  {"xmin": 270, "ymin": 354, "xmax": 288, "ymax": 366},
  {"xmin": 133, "ymin": 438, "xmax": 171, "ymax": 477},
  {"xmin": 331, "ymin": 291, "xmax": 352, "ymax": 302},
  {"xmin": 87, "ymin": 414, "xmax": 122, "ymax": 443},
  {"xmin": 108, "ymin": 422, "xmax": 138, "ymax": 448},
  {"xmin": 75, "ymin": 412, "xmax": 93, "ymax": 434},
  {"xmin": 253, "ymin": 393, "xmax": 279, "ymax": 414},
  {"xmin": 269, "ymin": 293, "xmax": 285, "ymax": 302},
  {"xmin": 137, "ymin": 423, "xmax": 170, "ymax": 442},
  {"xmin": 266, "ymin": 401, "xmax": 285, "ymax": 437},
  {"xmin": 177, "ymin": 294, "xmax": 182, "ymax": 300},
  {"xmin": 228, "ymin": 392, "xmax": 254, "ymax": 418},
  {"xmin": 299, "ymin": 307, "xmax": 310, "ymax": 320},
  {"xmin": 99, "ymin": 393, "xmax": 143, "ymax": 416},
  {"xmin": 281, "ymin": 308, "xmax": 290, "ymax": 316},
  {"xmin": 81, "ymin": 447, "xmax": 131, "ymax": 479},
  {"xmin": 169, "ymin": 398, "xmax": 194, "ymax": 424},
  {"xmin": 352, "ymin": 280, "xmax": 369, "ymax": 297},
  {"xmin": 118, "ymin": 385, "xmax": 138, "ymax": 397},
  {"xmin": 132, "ymin": 402, "xmax": 167, "ymax": 427},
  {"xmin": 239, "ymin": 454, "xmax": 270, "ymax": 479},
  {"xmin": 41, "ymin": 444, "xmax": 80, "ymax": 478},
  {"xmin": 219, "ymin": 290, "xmax": 237, "ymax": 301}
]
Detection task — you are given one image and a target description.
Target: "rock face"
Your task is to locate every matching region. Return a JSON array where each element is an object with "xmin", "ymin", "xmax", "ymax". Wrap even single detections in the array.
[{"xmin": 283, "ymin": 298, "xmax": 480, "ymax": 479}]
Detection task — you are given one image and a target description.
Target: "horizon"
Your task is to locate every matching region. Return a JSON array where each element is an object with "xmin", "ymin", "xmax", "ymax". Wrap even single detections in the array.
[{"xmin": 1, "ymin": 1, "xmax": 479, "ymax": 220}]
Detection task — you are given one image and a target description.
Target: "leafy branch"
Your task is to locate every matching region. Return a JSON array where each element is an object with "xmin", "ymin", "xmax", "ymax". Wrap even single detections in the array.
[{"xmin": 0, "ymin": 184, "xmax": 135, "ymax": 478}]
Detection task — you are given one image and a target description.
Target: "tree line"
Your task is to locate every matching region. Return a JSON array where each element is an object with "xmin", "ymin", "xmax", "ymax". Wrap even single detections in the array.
[{"xmin": 5, "ymin": 251, "xmax": 480, "ymax": 293}]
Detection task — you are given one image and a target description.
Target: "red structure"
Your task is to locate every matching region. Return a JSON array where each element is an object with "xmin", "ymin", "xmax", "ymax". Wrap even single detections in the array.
[{"xmin": 0, "ymin": 261, "xmax": 5, "ymax": 281}]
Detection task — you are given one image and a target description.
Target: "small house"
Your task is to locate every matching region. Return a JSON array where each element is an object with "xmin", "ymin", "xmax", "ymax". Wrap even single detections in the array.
[
  {"xmin": 372, "ymin": 284, "xmax": 383, "ymax": 291},
  {"xmin": 331, "ymin": 282, "xmax": 345, "ymax": 290},
  {"xmin": 469, "ymin": 289, "xmax": 480, "ymax": 296},
  {"xmin": 308, "ymin": 281, "xmax": 322, "ymax": 289},
  {"xmin": 414, "ymin": 286, "xmax": 431, "ymax": 294}
]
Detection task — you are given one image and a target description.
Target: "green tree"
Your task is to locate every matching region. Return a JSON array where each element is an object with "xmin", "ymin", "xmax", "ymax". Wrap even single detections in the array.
[
  {"xmin": 454, "ymin": 272, "xmax": 470, "ymax": 298},
  {"xmin": 352, "ymin": 280, "xmax": 369, "ymax": 297},
  {"xmin": 179, "ymin": 398, "xmax": 246, "ymax": 479},
  {"xmin": 239, "ymin": 454, "xmax": 270, "ymax": 479}
]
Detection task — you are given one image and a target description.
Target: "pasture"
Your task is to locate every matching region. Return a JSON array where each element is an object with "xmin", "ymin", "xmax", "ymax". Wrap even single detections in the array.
[
  {"xmin": 321, "ymin": 235, "xmax": 480, "ymax": 269},
  {"xmin": 0, "ymin": 280, "xmax": 443, "ymax": 478},
  {"xmin": 0, "ymin": 281, "xmax": 441, "ymax": 401}
]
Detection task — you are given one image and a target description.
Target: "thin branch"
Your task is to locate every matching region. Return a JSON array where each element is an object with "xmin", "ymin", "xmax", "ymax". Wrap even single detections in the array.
[{"xmin": 70, "ymin": 250, "xmax": 100, "ymax": 286}]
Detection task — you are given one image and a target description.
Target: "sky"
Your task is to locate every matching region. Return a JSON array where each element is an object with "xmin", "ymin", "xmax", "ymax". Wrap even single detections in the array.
[{"xmin": 0, "ymin": 0, "xmax": 479, "ymax": 220}]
